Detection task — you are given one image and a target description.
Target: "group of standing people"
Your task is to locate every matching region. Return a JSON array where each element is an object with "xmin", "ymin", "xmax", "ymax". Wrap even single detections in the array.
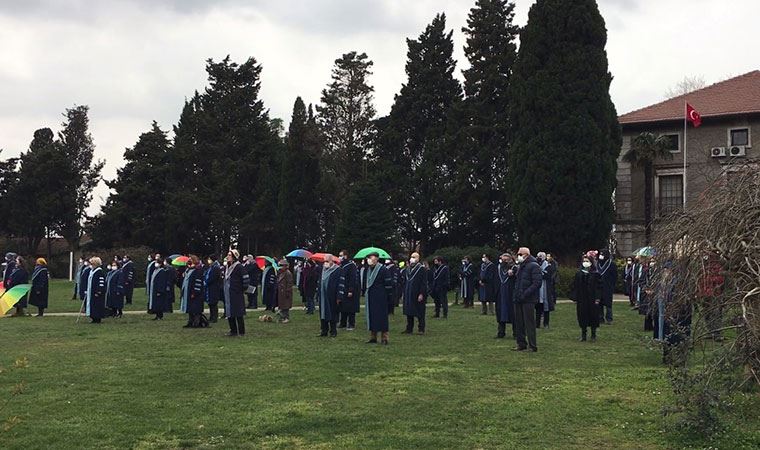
[
  {"xmin": 3, "ymin": 252, "xmax": 50, "ymax": 317},
  {"xmin": 74, "ymin": 254, "xmax": 136, "ymax": 323}
]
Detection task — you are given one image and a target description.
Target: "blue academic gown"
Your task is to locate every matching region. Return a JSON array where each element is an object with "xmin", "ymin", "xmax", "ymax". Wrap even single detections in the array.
[
  {"xmin": 496, "ymin": 263, "xmax": 516, "ymax": 323},
  {"xmin": 431, "ymin": 264, "xmax": 450, "ymax": 304},
  {"xmin": 79, "ymin": 266, "xmax": 91, "ymax": 301},
  {"xmin": 105, "ymin": 269, "xmax": 125, "ymax": 310},
  {"xmin": 598, "ymin": 259, "xmax": 617, "ymax": 308},
  {"xmin": 204, "ymin": 262, "xmax": 222, "ymax": 305},
  {"xmin": 181, "ymin": 267, "xmax": 205, "ymax": 315},
  {"xmin": 29, "ymin": 265, "xmax": 49, "ymax": 309},
  {"xmin": 85, "ymin": 267, "xmax": 107, "ymax": 319},
  {"xmin": 145, "ymin": 260, "xmax": 155, "ymax": 295},
  {"xmin": 148, "ymin": 267, "xmax": 172, "ymax": 314},
  {"xmin": 363, "ymin": 265, "xmax": 394, "ymax": 332},
  {"xmin": 460, "ymin": 262, "xmax": 475, "ymax": 300},
  {"xmin": 8, "ymin": 265, "xmax": 29, "ymax": 308},
  {"xmin": 261, "ymin": 266, "xmax": 277, "ymax": 309},
  {"xmin": 338, "ymin": 260, "xmax": 360, "ymax": 314},
  {"xmin": 319, "ymin": 266, "xmax": 341, "ymax": 322},
  {"xmin": 479, "ymin": 261, "xmax": 498, "ymax": 303},
  {"xmin": 402, "ymin": 264, "xmax": 427, "ymax": 318},
  {"xmin": 224, "ymin": 263, "xmax": 249, "ymax": 319},
  {"xmin": 122, "ymin": 261, "xmax": 135, "ymax": 299}
]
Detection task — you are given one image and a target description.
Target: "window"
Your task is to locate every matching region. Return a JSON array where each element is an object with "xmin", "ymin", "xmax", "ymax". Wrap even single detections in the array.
[
  {"xmin": 659, "ymin": 175, "xmax": 683, "ymax": 216},
  {"xmin": 730, "ymin": 128, "xmax": 750, "ymax": 146},
  {"xmin": 662, "ymin": 134, "xmax": 680, "ymax": 152}
]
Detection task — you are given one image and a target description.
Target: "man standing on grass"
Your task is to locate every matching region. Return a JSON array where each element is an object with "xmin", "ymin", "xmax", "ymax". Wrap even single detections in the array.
[
  {"xmin": 431, "ymin": 256, "xmax": 450, "ymax": 319},
  {"xmin": 122, "ymin": 255, "xmax": 135, "ymax": 305},
  {"xmin": 402, "ymin": 252, "xmax": 427, "ymax": 335},
  {"xmin": 205, "ymin": 254, "xmax": 223, "ymax": 323},
  {"xmin": 338, "ymin": 250, "xmax": 359, "ymax": 330},
  {"xmin": 362, "ymin": 251, "xmax": 394, "ymax": 345},
  {"xmin": 145, "ymin": 253, "xmax": 161, "ymax": 295},
  {"xmin": 513, "ymin": 247, "xmax": 542, "ymax": 352},
  {"xmin": 479, "ymin": 254, "xmax": 498, "ymax": 315},
  {"xmin": 318, "ymin": 255, "xmax": 341, "ymax": 337}
]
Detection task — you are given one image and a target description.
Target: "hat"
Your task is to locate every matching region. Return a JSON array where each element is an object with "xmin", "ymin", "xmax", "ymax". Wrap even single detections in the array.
[
  {"xmin": 278, "ymin": 259, "xmax": 289, "ymax": 267},
  {"xmin": 36, "ymin": 258, "xmax": 47, "ymax": 266},
  {"xmin": 367, "ymin": 251, "xmax": 380, "ymax": 258},
  {"xmin": 230, "ymin": 249, "xmax": 240, "ymax": 260}
]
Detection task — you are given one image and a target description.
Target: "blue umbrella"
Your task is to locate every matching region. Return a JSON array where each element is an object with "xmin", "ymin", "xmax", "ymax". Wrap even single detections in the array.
[{"xmin": 286, "ymin": 249, "xmax": 313, "ymax": 259}]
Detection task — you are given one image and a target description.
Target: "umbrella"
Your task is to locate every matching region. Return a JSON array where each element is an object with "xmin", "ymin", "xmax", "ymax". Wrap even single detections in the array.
[
  {"xmin": 310, "ymin": 253, "xmax": 339, "ymax": 264},
  {"xmin": 0, "ymin": 284, "xmax": 32, "ymax": 315},
  {"xmin": 634, "ymin": 246, "xmax": 656, "ymax": 257},
  {"xmin": 256, "ymin": 256, "xmax": 280, "ymax": 271},
  {"xmin": 171, "ymin": 256, "xmax": 190, "ymax": 267},
  {"xmin": 286, "ymin": 249, "xmax": 313, "ymax": 259},
  {"xmin": 168, "ymin": 254, "xmax": 182, "ymax": 260},
  {"xmin": 354, "ymin": 247, "xmax": 391, "ymax": 260}
]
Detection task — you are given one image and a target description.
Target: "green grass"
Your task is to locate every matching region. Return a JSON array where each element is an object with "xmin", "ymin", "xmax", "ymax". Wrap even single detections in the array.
[{"xmin": 1, "ymin": 280, "xmax": 758, "ymax": 449}]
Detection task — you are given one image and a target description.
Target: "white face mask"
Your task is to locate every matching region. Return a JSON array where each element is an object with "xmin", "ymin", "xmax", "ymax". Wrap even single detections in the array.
[
  {"xmin": 582, "ymin": 261, "xmax": 592, "ymax": 269},
  {"xmin": 110, "ymin": 266, "xmax": 116, "ymax": 271},
  {"xmin": 517, "ymin": 255, "xmax": 525, "ymax": 264},
  {"xmin": 409, "ymin": 258, "xmax": 417, "ymax": 264},
  {"xmin": 599, "ymin": 255, "xmax": 605, "ymax": 261},
  {"xmin": 323, "ymin": 262, "xmax": 331, "ymax": 269},
  {"xmin": 482, "ymin": 257, "xmax": 487, "ymax": 263},
  {"xmin": 154, "ymin": 262, "xmax": 161, "ymax": 268}
]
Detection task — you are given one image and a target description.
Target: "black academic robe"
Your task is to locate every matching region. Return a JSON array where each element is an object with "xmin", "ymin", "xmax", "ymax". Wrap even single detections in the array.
[
  {"xmin": 29, "ymin": 265, "xmax": 49, "ymax": 309},
  {"xmin": 149, "ymin": 267, "xmax": 172, "ymax": 314},
  {"xmin": 8, "ymin": 266, "xmax": 29, "ymax": 308},
  {"xmin": 3, "ymin": 260, "xmax": 16, "ymax": 289},
  {"xmin": 598, "ymin": 259, "xmax": 617, "ymax": 307},
  {"xmin": 205, "ymin": 262, "xmax": 222, "ymax": 304},
  {"xmin": 145, "ymin": 260, "xmax": 155, "ymax": 295},
  {"xmin": 569, "ymin": 270, "xmax": 602, "ymax": 329},
  {"xmin": 386, "ymin": 264, "xmax": 401, "ymax": 311},
  {"xmin": 402, "ymin": 264, "xmax": 427, "ymax": 318},
  {"xmin": 460, "ymin": 262, "xmax": 475, "ymax": 300},
  {"xmin": 181, "ymin": 267, "xmax": 205, "ymax": 315},
  {"xmin": 362, "ymin": 265, "xmax": 394, "ymax": 332},
  {"xmin": 224, "ymin": 262, "xmax": 249, "ymax": 319},
  {"xmin": 105, "ymin": 269, "xmax": 125, "ymax": 310},
  {"xmin": 262, "ymin": 266, "xmax": 278, "ymax": 309},
  {"xmin": 479, "ymin": 261, "xmax": 498, "ymax": 302},
  {"xmin": 79, "ymin": 266, "xmax": 91, "ymax": 301},
  {"xmin": 85, "ymin": 267, "xmax": 107, "ymax": 319},
  {"xmin": 166, "ymin": 266, "xmax": 177, "ymax": 307},
  {"xmin": 496, "ymin": 264, "xmax": 516, "ymax": 323},
  {"xmin": 319, "ymin": 266, "xmax": 341, "ymax": 322},
  {"xmin": 338, "ymin": 260, "xmax": 360, "ymax": 314},
  {"xmin": 431, "ymin": 264, "xmax": 450, "ymax": 303},
  {"xmin": 122, "ymin": 261, "xmax": 135, "ymax": 298},
  {"xmin": 634, "ymin": 265, "xmax": 649, "ymax": 315}
]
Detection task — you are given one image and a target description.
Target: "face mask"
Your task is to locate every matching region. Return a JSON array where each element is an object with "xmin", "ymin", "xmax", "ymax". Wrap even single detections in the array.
[
  {"xmin": 410, "ymin": 258, "xmax": 417, "ymax": 264},
  {"xmin": 482, "ymin": 257, "xmax": 487, "ymax": 263},
  {"xmin": 582, "ymin": 261, "xmax": 592, "ymax": 269},
  {"xmin": 599, "ymin": 255, "xmax": 605, "ymax": 261},
  {"xmin": 323, "ymin": 263, "xmax": 331, "ymax": 269},
  {"xmin": 154, "ymin": 262, "xmax": 161, "ymax": 268},
  {"xmin": 517, "ymin": 255, "xmax": 525, "ymax": 264},
  {"xmin": 461, "ymin": 261, "xmax": 466, "ymax": 265}
]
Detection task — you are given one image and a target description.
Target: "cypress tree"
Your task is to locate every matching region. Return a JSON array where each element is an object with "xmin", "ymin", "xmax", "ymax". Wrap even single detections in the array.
[
  {"xmin": 450, "ymin": 0, "xmax": 519, "ymax": 248},
  {"xmin": 507, "ymin": 0, "xmax": 621, "ymax": 258},
  {"xmin": 375, "ymin": 13, "xmax": 463, "ymax": 254},
  {"xmin": 334, "ymin": 176, "xmax": 395, "ymax": 252}
]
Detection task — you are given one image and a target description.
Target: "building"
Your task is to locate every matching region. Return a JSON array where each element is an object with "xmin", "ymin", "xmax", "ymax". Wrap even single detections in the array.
[{"xmin": 615, "ymin": 70, "xmax": 760, "ymax": 256}]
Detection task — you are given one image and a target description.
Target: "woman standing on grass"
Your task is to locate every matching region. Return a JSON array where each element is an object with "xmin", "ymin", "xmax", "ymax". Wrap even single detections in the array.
[
  {"xmin": 148, "ymin": 258, "xmax": 171, "ymax": 320},
  {"xmin": 362, "ymin": 252, "xmax": 394, "ymax": 345},
  {"xmin": 276, "ymin": 259, "xmax": 293, "ymax": 323},
  {"xmin": 105, "ymin": 261, "xmax": 125, "ymax": 318},
  {"xmin": 495, "ymin": 253, "xmax": 516, "ymax": 339},
  {"xmin": 181, "ymin": 255, "xmax": 205, "ymax": 328},
  {"xmin": 224, "ymin": 249, "xmax": 249, "ymax": 337},
  {"xmin": 29, "ymin": 258, "xmax": 50, "ymax": 317},
  {"xmin": 8, "ymin": 256, "xmax": 28, "ymax": 317},
  {"xmin": 85, "ymin": 257, "xmax": 107, "ymax": 324},
  {"xmin": 569, "ymin": 255, "xmax": 602, "ymax": 342}
]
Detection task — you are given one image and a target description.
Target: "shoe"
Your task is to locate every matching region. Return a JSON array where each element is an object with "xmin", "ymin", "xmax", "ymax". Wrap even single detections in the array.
[
  {"xmin": 318, "ymin": 333, "xmax": 328, "ymax": 337},
  {"xmin": 282, "ymin": 319, "xmax": 290, "ymax": 324},
  {"xmin": 605, "ymin": 321, "xmax": 613, "ymax": 325},
  {"xmin": 495, "ymin": 335, "xmax": 505, "ymax": 339},
  {"xmin": 443, "ymin": 315, "xmax": 448, "ymax": 319},
  {"xmin": 330, "ymin": 333, "xmax": 337, "ymax": 338},
  {"xmin": 183, "ymin": 324, "xmax": 191, "ymax": 328},
  {"xmin": 512, "ymin": 347, "xmax": 527, "ymax": 352},
  {"xmin": 402, "ymin": 330, "xmax": 412, "ymax": 335},
  {"xmin": 338, "ymin": 325, "xmax": 346, "ymax": 329},
  {"xmin": 225, "ymin": 332, "xmax": 238, "ymax": 337},
  {"xmin": 433, "ymin": 314, "xmax": 440, "ymax": 319},
  {"xmin": 590, "ymin": 336, "xmax": 597, "ymax": 342},
  {"xmin": 530, "ymin": 348, "xmax": 538, "ymax": 352},
  {"xmin": 543, "ymin": 324, "xmax": 549, "ymax": 329},
  {"xmin": 366, "ymin": 339, "xmax": 378, "ymax": 344},
  {"xmin": 417, "ymin": 331, "xmax": 425, "ymax": 335},
  {"xmin": 381, "ymin": 339, "xmax": 389, "ymax": 345},
  {"xmin": 346, "ymin": 327, "xmax": 354, "ymax": 331}
]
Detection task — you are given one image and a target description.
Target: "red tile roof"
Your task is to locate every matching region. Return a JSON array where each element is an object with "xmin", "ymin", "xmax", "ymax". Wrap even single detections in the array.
[{"xmin": 619, "ymin": 70, "xmax": 760, "ymax": 125}]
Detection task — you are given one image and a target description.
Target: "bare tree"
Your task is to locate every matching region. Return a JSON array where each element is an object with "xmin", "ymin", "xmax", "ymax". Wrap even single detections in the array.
[{"xmin": 664, "ymin": 75, "xmax": 707, "ymax": 99}]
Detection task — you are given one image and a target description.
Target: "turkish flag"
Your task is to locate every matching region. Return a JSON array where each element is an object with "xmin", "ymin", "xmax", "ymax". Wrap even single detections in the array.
[{"xmin": 686, "ymin": 103, "xmax": 702, "ymax": 127}]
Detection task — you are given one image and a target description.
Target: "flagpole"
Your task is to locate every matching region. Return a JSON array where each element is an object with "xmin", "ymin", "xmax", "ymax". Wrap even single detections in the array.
[{"xmin": 683, "ymin": 101, "xmax": 688, "ymax": 210}]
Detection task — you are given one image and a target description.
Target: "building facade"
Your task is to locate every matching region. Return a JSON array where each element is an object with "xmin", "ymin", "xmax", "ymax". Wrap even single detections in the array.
[{"xmin": 615, "ymin": 71, "xmax": 760, "ymax": 256}]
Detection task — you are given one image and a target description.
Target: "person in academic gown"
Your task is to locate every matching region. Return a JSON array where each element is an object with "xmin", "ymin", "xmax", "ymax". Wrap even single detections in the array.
[
  {"xmin": 145, "ymin": 253, "xmax": 161, "ymax": 295},
  {"xmin": 362, "ymin": 252, "xmax": 394, "ymax": 345},
  {"xmin": 224, "ymin": 249, "xmax": 249, "ymax": 336},
  {"xmin": 623, "ymin": 257, "xmax": 634, "ymax": 305},
  {"xmin": 204, "ymin": 255, "xmax": 223, "ymax": 323},
  {"xmin": 638, "ymin": 259, "xmax": 654, "ymax": 331},
  {"xmin": 7, "ymin": 256, "xmax": 28, "ymax": 316},
  {"xmin": 431, "ymin": 256, "xmax": 450, "ymax": 319},
  {"xmin": 276, "ymin": 259, "xmax": 293, "ymax": 323},
  {"xmin": 78, "ymin": 259, "xmax": 91, "ymax": 302},
  {"xmin": 181, "ymin": 255, "xmax": 205, "ymax": 328},
  {"xmin": 460, "ymin": 256, "xmax": 476, "ymax": 308},
  {"xmin": 148, "ymin": 258, "xmax": 171, "ymax": 320},
  {"xmin": 72, "ymin": 256, "xmax": 85, "ymax": 300},
  {"xmin": 496, "ymin": 253, "xmax": 517, "ymax": 338},
  {"xmin": 261, "ymin": 260, "xmax": 278, "ymax": 312},
  {"xmin": 302, "ymin": 260, "xmax": 318, "ymax": 315},
  {"xmin": 120, "ymin": 255, "xmax": 135, "ymax": 305},
  {"xmin": 318, "ymin": 255, "xmax": 341, "ymax": 337},
  {"xmin": 105, "ymin": 261, "xmax": 125, "ymax": 317},
  {"xmin": 479, "ymin": 254, "xmax": 498, "ymax": 315},
  {"xmin": 337, "ymin": 250, "xmax": 359, "ymax": 330},
  {"xmin": 597, "ymin": 249, "xmax": 617, "ymax": 325},
  {"xmin": 535, "ymin": 252, "xmax": 555, "ymax": 329},
  {"xmin": 385, "ymin": 259, "xmax": 400, "ymax": 315},
  {"xmin": 402, "ymin": 252, "xmax": 428, "ymax": 334},
  {"xmin": 29, "ymin": 258, "xmax": 50, "ymax": 317},
  {"xmin": 165, "ymin": 258, "xmax": 177, "ymax": 313},
  {"xmin": 244, "ymin": 255, "xmax": 261, "ymax": 309},
  {"xmin": 569, "ymin": 255, "xmax": 602, "ymax": 342},
  {"xmin": 85, "ymin": 257, "xmax": 107, "ymax": 324}
]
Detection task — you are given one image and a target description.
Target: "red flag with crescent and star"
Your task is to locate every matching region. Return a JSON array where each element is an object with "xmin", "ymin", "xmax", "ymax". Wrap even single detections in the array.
[{"xmin": 686, "ymin": 103, "xmax": 702, "ymax": 128}]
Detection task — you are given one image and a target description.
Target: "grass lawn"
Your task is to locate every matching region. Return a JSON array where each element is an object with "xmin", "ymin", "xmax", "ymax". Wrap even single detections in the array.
[{"xmin": 1, "ymin": 280, "xmax": 758, "ymax": 449}]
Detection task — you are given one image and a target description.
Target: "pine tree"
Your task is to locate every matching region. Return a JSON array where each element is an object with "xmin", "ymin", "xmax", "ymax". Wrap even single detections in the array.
[
  {"xmin": 375, "ymin": 13, "xmax": 463, "ymax": 254},
  {"xmin": 278, "ymin": 97, "xmax": 323, "ymax": 251},
  {"xmin": 450, "ymin": 0, "xmax": 519, "ymax": 248},
  {"xmin": 507, "ymin": 0, "xmax": 621, "ymax": 258},
  {"xmin": 334, "ymin": 176, "xmax": 396, "ymax": 253},
  {"xmin": 57, "ymin": 105, "xmax": 105, "ymax": 252},
  {"xmin": 0, "ymin": 152, "xmax": 19, "ymax": 238}
]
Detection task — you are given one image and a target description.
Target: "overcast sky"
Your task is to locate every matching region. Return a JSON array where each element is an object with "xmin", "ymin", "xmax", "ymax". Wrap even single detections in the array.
[{"xmin": 1, "ymin": 0, "xmax": 759, "ymax": 213}]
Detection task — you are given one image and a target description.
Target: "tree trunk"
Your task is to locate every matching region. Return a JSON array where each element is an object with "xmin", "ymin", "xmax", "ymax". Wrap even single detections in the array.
[{"xmin": 644, "ymin": 162, "xmax": 653, "ymax": 244}]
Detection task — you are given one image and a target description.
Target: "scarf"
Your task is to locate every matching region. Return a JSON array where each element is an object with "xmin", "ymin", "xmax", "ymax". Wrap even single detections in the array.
[{"xmin": 320, "ymin": 264, "xmax": 339, "ymax": 320}]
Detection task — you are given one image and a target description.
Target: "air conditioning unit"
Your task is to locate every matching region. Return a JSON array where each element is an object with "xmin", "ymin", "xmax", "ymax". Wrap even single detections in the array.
[
  {"xmin": 710, "ymin": 147, "xmax": 727, "ymax": 158},
  {"xmin": 728, "ymin": 145, "xmax": 747, "ymax": 157}
]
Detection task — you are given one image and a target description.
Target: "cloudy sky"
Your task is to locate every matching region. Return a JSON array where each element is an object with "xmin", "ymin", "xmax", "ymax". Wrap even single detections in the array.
[{"xmin": 1, "ymin": 0, "xmax": 759, "ymax": 212}]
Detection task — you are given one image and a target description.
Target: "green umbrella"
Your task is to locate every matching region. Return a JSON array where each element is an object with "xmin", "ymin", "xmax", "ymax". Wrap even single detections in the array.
[
  {"xmin": 354, "ymin": 247, "xmax": 391, "ymax": 260},
  {"xmin": 633, "ymin": 246, "xmax": 656, "ymax": 257},
  {"xmin": 256, "ymin": 255, "xmax": 280, "ymax": 271}
]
